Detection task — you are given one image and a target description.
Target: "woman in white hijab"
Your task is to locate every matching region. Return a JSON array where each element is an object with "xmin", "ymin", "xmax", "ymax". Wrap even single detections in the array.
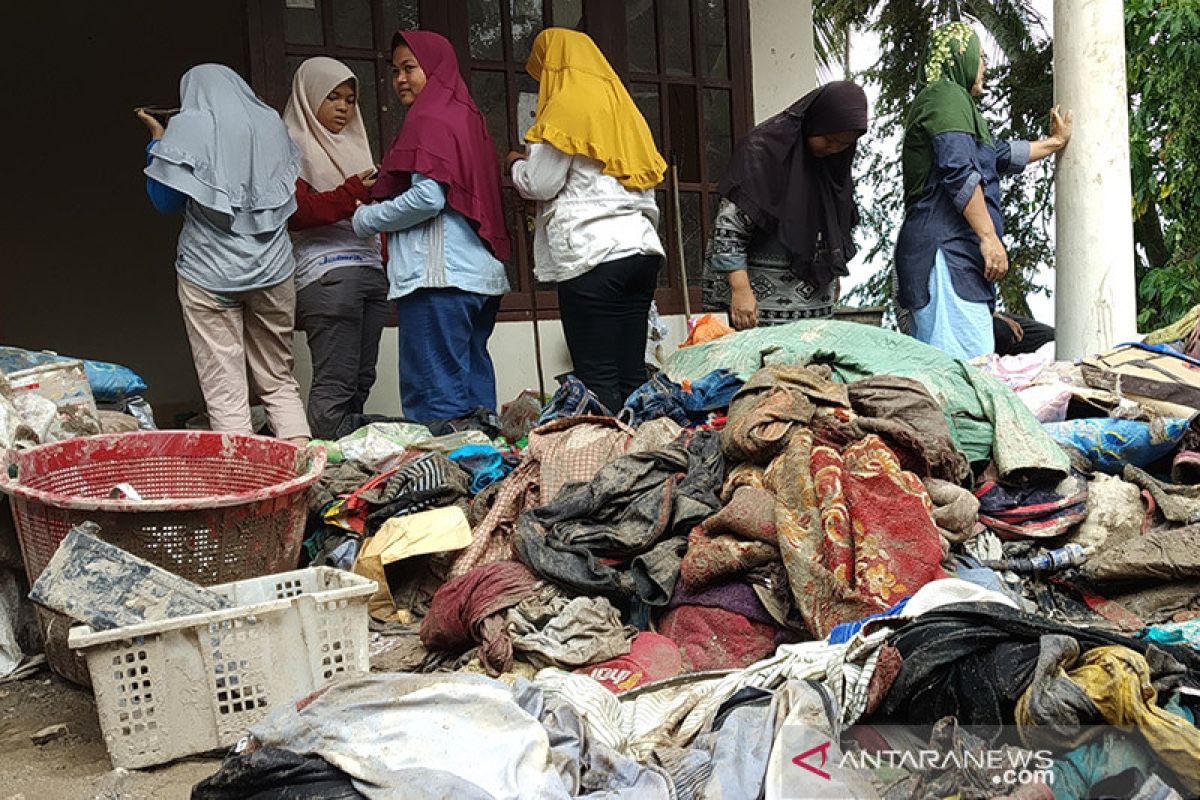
[
  {"xmin": 137, "ymin": 64, "xmax": 310, "ymax": 442},
  {"xmin": 283, "ymin": 57, "xmax": 387, "ymax": 440}
]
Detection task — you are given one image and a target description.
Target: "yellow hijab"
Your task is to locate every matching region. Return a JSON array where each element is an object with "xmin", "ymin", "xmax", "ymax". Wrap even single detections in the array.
[{"xmin": 525, "ymin": 28, "xmax": 666, "ymax": 191}]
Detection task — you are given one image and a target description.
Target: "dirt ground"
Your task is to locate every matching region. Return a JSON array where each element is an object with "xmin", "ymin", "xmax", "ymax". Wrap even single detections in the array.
[{"xmin": 0, "ymin": 670, "xmax": 218, "ymax": 800}]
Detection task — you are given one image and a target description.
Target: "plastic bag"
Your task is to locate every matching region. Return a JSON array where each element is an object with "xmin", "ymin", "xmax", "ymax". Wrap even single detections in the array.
[{"xmin": 0, "ymin": 346, "xmax": 148, "ymax": 402}]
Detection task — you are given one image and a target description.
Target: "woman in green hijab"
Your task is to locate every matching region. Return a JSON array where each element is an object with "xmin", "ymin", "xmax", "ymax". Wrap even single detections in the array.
[{"xmin": 895, "ymin": 22, "xmax": 1071, "ymax": 359}]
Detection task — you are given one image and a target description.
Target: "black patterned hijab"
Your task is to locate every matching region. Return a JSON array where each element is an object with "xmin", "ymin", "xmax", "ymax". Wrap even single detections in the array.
[{"xmin": 718, "ymin": 81, "xmax": 868, "ymax": 285}]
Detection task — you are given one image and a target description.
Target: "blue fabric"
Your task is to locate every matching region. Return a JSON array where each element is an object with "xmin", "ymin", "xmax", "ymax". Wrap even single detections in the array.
[
  {"xmin": 396, "ymin": 288, "xmax": 499, "ymax": 423},
  {"xmin": 353, "ymin": 172, "xmax": 510, "ymax": 301},
  {"xmin": 1044, "ymin": 417, "xmax": 1191, "ymax": 474},
  {"xmin": 896, "ymin": 133, "xmax": 1029, "ymax": 311},
  {"xmin": 145, "ymin": 142, "xmax": 186, "ymax": 214},
  {"xmin": 1140, "ymin": 618, "xmax": 1200, "ymax": 650},
  {"xmin": 827, "ymin": 597, "xmax": 911, "ymax": 644},
  {"xmin": 536, "ymin": 374, "xmax": 612, "ymax": 424},
  {"xmin": 910, "ymin": 248, "xmax": 995, "ymax": 359},
  {"xmin": 620, "ymin": 369, "xmax": 744, "ymax": 427},
  {"xmin": 448, "ymin": 444, "xmax": 511, "ymax": 494}
]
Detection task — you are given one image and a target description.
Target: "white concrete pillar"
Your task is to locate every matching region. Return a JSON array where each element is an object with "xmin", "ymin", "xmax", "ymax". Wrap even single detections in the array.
[
  {"xmin": 1053, "ymin": 0, "xmax": 1138, "ymax": 360},
  {"xmin": 749, "ymin": 0, "xmax": 817, "ymax": 122}
]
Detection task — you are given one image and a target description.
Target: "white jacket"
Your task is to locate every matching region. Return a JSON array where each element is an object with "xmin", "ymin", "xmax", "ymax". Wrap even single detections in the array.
[{"xmin": 512, "ymin": 143, "xmax": 665, "ymax": 283}]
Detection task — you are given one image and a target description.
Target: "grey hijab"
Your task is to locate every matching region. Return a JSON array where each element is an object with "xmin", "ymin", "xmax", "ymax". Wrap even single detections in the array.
[{"xmin": 145, "ymin": 64, "xmax": 299, "ymax": 234}]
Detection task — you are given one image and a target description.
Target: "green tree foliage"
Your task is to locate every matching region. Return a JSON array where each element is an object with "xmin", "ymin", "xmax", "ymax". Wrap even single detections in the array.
[
  {"xmin": 824, "ymin": 1, "xmax": 1200, "ymax": 329},
  {"xmin": 819, "ymin": 1, "xmax": 1054, "ymax": 317},
  {"xmin": 1126, "ymin": 0, "xmax": 1200, "ymax": 330}
]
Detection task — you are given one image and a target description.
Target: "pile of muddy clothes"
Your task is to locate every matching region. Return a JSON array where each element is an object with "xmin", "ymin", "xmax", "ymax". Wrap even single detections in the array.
[{"xmin": 196, "ymin": 320, "xmax": 1200, "ymax": 800}]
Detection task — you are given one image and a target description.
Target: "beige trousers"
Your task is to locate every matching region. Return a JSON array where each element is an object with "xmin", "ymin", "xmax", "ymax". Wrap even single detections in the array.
[{"xmin": 177, "ymin": 276, "xmax": 311, "ymax": 440}]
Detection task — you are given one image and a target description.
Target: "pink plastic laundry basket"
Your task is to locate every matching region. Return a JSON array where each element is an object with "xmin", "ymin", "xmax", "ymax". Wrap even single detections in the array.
[{"xmin": 0, "ymin": 431, "xmax": 326, "ymax": 685}]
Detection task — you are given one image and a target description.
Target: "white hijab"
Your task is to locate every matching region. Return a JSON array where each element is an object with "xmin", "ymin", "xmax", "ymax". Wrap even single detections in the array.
[
  {"xmin": 283, "ymin": 58, "xmax": 374, "ymax": 192},
  {"xmin": 145, "ymin": 64, "xmax": 299, "ymax": 235}
]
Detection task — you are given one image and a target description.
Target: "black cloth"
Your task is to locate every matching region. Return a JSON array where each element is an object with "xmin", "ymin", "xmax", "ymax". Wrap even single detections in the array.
[
  {"xmin": 515, "ymin": 429, "xmax": 724, "ymax": 605},
  {"xmin": 993, "ymin": 312, "xmax": 1055, "ymax": 356},
  {"xmin": 881, "ymin": 603, "xmax": 1200, "ymax": 737},
  {"xmin": 718, "ymin": 81, "xmax": 868, "ymax": 287},
  {"xmin": 192, "ymin": 746, "xmax": 364, "ymax": 800},
  {"xmin": 296, "ymin": 265, "xmax": 391, "ymax": 440},
  {"xmin": 358, "ymin": 452, "xmax": 471, "ymax": 532},
  {"xmin": 557, "ymin": 253, "xmax": 660, "ymax": 412}
]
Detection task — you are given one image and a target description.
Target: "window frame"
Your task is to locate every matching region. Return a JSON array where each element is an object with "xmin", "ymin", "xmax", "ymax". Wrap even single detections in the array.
[{"xmin": 245, "ymin": 0, "xmax": 754, "ymax": 320}]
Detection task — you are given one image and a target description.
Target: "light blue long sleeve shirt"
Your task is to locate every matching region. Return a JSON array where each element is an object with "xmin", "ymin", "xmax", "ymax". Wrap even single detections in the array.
[{"xmin": 351, "ymin": 172, "xmax": 510, "ymax": 300}]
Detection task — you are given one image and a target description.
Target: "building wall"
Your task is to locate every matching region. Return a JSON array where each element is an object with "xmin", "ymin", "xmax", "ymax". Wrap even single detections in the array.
[
  {"xmin": 2, "ymin": 2, "xmax": 249, "ymax": 424},
  {"xmin": 3, "ymin": 0, "xmax": 815, "ymax": 425},
  {"xmin": 297, "ymin": 0, "xmax": 818, "ymax": 415}
]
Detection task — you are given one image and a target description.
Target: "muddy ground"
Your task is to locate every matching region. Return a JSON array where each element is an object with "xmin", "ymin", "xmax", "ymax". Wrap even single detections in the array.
[{"xmin": 0, "ymin": 670, "xmax": 218, "ymax": 800}]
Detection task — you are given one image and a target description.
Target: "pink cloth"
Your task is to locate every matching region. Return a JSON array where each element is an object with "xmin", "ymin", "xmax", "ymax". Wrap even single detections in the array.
[{"xmin": 373, "ymin": 30, "xmax": 511, "ymax": 260}]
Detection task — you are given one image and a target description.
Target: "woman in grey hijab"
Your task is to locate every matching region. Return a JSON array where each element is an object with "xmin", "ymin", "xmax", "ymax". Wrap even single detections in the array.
[{"xmin": 137, "ymin": 64, "xmax": 310, "ymax": 441}]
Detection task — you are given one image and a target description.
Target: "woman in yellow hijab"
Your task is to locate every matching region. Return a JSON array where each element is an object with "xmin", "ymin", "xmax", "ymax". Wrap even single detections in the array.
[{"xmin": 509, "ymin": 28, "xmax": 666, "ymax": 413}]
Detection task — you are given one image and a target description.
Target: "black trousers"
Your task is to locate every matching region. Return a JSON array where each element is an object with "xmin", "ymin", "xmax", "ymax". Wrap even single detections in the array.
[
  {"xmin": 296, "ymin": 265, "xmax": 390, "ymax": 440},
  {"xmin": 557, "ymin": 253, "xmax": 661, "ymax": 412},
  {"xmin": 993, "ymin": 312, "xmax": 1056, "ymax": 356}
]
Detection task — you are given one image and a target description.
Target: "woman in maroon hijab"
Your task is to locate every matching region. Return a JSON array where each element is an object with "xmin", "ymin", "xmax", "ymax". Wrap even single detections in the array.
[{"xmin": 352, "ymin": 31, "xmax": 511, "ymax": 424}]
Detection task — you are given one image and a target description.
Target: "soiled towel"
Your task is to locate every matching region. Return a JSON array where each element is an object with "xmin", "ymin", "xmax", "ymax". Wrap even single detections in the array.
[
  {"xmin": 1080, "ymin": 524, "xmax": 1200, "ymax": 584},
  {"xmin": 679, "ymin": 485, "xmax": 778, "ymax": 592},
  {"xmin": 848, "ymin": 375, "xmax": 970, "ymax": 483},
  {"xmin": 507, "ymin": 591, "xmax": 634, "ymax": 668},
  {"xmin": 720, "ymin": 364, "xmax": 848, "ymax": 464},
  {"xmin": 419, "ymin": 560, "xmax": 543, "ymax": 675}
]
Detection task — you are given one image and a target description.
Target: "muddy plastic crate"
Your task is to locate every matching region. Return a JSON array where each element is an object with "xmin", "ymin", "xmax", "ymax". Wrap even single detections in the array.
[{"xmin": 68, "ymin": 566, "xmax": 376, "ymax": 769}]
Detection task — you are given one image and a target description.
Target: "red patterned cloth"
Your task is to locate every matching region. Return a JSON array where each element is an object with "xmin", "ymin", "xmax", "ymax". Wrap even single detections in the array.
[{"xmin": 770, "ymin": 431, "xmax": 947, "ymax": 639}]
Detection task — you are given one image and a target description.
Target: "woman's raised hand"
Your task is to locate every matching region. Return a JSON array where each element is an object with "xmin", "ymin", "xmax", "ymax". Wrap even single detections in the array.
[
  {"xmin": 1049, "ymin": 106, "xmax": 1073, "ymax": 151},
  {"xmin": 135, "ymin": 108, "xmax": 166, "ymax": 140}
]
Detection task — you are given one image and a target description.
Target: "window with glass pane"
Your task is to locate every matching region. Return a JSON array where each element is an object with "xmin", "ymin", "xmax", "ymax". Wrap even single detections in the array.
[
  {"xmin": 334, "ymin": 0, "xmax": 374, "ymax": 47},
  {"xmin": 630, "ymin": 83, "xmax": 661, "ymax": 148},
  {"xmin": 702, "ymin": 0, "xmax": 729, "ymax": 78},
  {"xmin": 382, "ymin": 0, "xmax": 420, "ymax": 30},
  {"xmin": 662, "ymin": 0, "xmax": 693, "ymax": 76},
  {"xmin": 510, "ymin": 0, "xmax": 544, "ymax": 63},
  {"xmin": 469, "ymin": 0, "xmax": 503, "ymax": 60},
  {"xmin": 704, "ymin": 88, "xmax": 732, "ymax": 181},
  {"xmin": 471, "ymin": 71, "xmax": 509, "ymax": 161},
  {"xmin": 284, "ymin": 0, "xmax": 323, "ymax": 45},
  {"xmin": 626, "ymin": 1, "xmax": 658, "ymax": 74}
]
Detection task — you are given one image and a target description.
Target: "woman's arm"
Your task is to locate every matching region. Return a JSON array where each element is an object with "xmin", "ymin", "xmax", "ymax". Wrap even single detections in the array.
[
  {"xmin": 932, "ymin": 132, "xmax": 1008, "ymax": 282},
  {"xmin": 1028, "ymin": 106, "xmax": 1072, "ymax": 163},
  {"xmin": 963, "ymin": 185, "xmax": 1008, "ymax": 281},
  {"xmin": 352, "ymin": 173, "xmax": 445, "ymax": 237},
  {"xmin": 509, "ymin": 143, "xmax": 572, "ymax": 201},
  {"xmin": 290, "ymin": 174, "xmax": 374, "ymax": 231},
  {"xmin": 144, "ymin": 141, "xmax": 186, "ymax": 215},
  {"xmin": 706, "ymin": 200, "xmax": 758, "ymax": 330}
]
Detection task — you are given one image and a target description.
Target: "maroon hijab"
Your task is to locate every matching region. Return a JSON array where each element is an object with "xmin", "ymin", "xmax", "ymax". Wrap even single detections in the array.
[{"xmin": 373, "ymin": 31, "xmax": 511, "ymax": 261}]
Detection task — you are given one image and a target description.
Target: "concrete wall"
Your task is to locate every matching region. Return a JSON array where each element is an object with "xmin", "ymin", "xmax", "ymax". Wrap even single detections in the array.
[
  {"xmin": 4, "ymin": 0, "xmax": 815, "ymax": 425},
  {"xmin": 1, "ymin": 3, "xmax": 248, "ymax": 424},
  {"xmin": 296, "ymin": 0, "xmax": 820, "ymax": 416},
  {"xmin": 748, "ymin": 0, "xmax": 818, "ymax": 121}
]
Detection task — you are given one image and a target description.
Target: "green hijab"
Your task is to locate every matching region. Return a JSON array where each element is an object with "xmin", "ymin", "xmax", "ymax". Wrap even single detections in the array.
[{"xmin": 901, "ymin": 22, "xmax": 993, "ymax": 208}]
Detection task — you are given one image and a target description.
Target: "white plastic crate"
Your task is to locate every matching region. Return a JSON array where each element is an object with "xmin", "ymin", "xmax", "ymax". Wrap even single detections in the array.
[{"xmin": 68, "ymin": 566, "xmax": 376, "ymax": 769}]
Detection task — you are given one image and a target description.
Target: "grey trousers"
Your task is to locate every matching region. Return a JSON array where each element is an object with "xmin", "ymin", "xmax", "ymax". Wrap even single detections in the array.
[{"xmin": 296, "ymin": 266, "xmax": 390, "ymax": 440}]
